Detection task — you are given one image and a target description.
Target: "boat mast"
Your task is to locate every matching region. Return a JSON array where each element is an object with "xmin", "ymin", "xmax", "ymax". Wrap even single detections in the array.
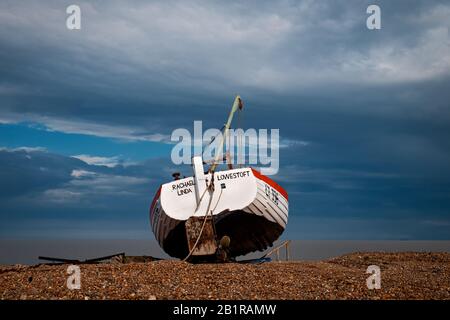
[{"xmin": 209, "ymin": 95, "xmax": 243, "ymax": 173}]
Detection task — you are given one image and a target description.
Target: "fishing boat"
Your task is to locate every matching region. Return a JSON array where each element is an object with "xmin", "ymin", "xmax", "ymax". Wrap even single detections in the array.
[{"xmin": 149, "ymin": 96, "xmax": 288, "ymax": 261}]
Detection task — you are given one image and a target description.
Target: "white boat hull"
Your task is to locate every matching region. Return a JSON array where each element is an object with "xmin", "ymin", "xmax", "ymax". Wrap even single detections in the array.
[{"xmin": 149, "ymin": 167, "xmax": 288, "ymax": 258}]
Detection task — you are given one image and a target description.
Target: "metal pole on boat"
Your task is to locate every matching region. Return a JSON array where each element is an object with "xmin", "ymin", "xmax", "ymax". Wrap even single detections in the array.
[
  {"xmin": 192, "ymin": 156, "xmax": 207, "ymax": 205},
  {"xmin": 209, "ymin": 95, "xmax": 243, "ymax": 173}
]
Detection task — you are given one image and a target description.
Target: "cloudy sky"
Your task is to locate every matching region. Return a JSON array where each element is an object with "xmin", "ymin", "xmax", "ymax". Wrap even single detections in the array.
[{"xmin": 0, "ymin": 0, "xmax": 449, "ymax": 241}]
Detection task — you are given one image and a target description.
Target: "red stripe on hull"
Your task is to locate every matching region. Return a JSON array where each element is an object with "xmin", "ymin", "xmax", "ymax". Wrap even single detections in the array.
[
  {"xmin": 251, "ymin": 168, "xmax": 288, "ymax": 201},
  {"xmin": 149, "ymin": 185, "xmax": 161, "ymax": 223}
]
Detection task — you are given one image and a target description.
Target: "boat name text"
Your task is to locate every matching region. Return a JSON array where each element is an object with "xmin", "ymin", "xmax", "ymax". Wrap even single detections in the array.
[{"xmin": 216, "ymin": 170, "xmax": 251, "ymax": 181}]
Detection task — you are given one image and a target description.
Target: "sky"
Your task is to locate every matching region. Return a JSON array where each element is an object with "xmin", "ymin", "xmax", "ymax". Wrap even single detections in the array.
[{"xmin": 0, "ymin": 0, "xmax": 449, "ymax": 241}]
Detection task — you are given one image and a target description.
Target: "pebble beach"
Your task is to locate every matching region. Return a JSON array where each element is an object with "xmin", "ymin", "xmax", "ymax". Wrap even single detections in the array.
[{"xmin": 1, "ymin": 252, "xmax": 449, "ymax": 300}]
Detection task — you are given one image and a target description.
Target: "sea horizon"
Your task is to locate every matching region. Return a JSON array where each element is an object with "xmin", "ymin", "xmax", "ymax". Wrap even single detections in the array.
[{"xmin": 1, "ymin": 239, "xmax": 449, "ymax": 265}]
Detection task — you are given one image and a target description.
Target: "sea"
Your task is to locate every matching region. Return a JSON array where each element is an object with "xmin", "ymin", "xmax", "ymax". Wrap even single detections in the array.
[{"xmin": 1, "ymin": 239, "xmax": 449, "ymax": 265}]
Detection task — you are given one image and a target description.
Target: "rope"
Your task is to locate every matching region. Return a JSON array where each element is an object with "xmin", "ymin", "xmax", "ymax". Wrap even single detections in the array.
[
  {"xmin": 182, "ymin": 199, "xmax": 214, "ymax": 262},
  {"xmin": 202, "ymin": 125, "xmax": 225, "ymax": 166},
  {"xmin": 211, "ymin": 187, "xmax": 224, "ymax": 214},
  {"xmin": 184, "ymin": 102, "xmax": 245, "ymax": 261},
  {"xmin": 182, "ymin": 175, "xmax": 218, "ymax": 262},
  {"xmin": 226, "ymin": 123, "xmax": 232, "ymax": 169},
  {"xmin": 237, "ymin": 108, "xmax": 243, "ymax": 167}
]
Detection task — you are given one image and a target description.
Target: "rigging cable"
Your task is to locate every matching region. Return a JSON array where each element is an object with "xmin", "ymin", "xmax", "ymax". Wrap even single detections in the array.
[{"xmin": 237, "ymin": 106, "xmax": 244, "ymax": 168}]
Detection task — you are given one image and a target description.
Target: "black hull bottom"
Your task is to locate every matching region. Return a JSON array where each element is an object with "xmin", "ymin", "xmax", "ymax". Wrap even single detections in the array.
[{"xmin": 162, "ymin": 210, "xmax": 284, "ymax": 259}]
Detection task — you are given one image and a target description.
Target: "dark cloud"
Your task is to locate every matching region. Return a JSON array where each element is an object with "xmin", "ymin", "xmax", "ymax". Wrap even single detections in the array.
[
  {"xmin": 1, "ymin": 1, "xmax": 449, "ymax": 128},
  {"xmin": 0, "ymin": 148, "xmax": 171, "ymax": 199},
  {"xmin": 0, "ymin": 148, "xmax": 173, "ymax": 237},
  {"xmin": 0, "ymin": 149, "xmax": 82, "ymax": 198}
]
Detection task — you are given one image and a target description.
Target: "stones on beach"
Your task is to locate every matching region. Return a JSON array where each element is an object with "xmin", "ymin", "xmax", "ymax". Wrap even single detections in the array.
[{"xmin": 0, "ymin": 252, "xmax": 449, "ymax": 300}]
